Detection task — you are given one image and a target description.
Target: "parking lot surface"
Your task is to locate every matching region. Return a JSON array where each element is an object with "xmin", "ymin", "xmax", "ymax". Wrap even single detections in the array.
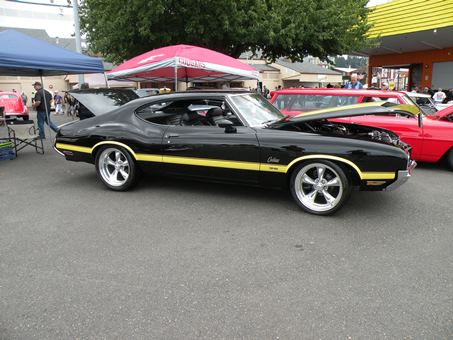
[{"xmin": 1, "ymin": 115, "xmax": 452, "ymax": 339}]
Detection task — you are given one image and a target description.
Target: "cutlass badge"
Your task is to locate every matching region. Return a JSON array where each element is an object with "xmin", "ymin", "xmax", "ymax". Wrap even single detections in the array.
[{"xmin": 267, "ymin": 156, "xmax": 280, "ymax": 163}]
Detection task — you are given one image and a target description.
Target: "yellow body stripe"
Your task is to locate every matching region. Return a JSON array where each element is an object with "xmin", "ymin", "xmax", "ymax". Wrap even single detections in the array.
[
  {"xmin": 361, "ymin": 172, "xmax": 395, "ymax": 180},
  {"xmin": 163, "ymin": 156, "xmax": 260, "ymax": 171},
  {"xmin": 260, "ymin": 164, "xmax": 287, "ymax": 173},
  {"xmin": 91, "ymin": 141, "xmax": 140, "ymax": 159},
  {"xmin": 136, "ymin": 154, "xmax": 163, "ymax": 162},
  {"xmin": 55, "ymin": 143, "xmax": 395, "ymax": 180},
  {"xmin": 55, "ymin": 143, "xmax": 92, "ymax": 154}
]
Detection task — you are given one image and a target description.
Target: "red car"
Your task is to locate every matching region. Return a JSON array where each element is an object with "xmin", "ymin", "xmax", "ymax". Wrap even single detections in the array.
[
  {"xmin": 0, "ymin": 92, "xmax": 29, "ymax": 120},
  {"xmin": 307, "ymin": 102, "xmax": 453, "ymax": 170},
  {"xmin": 270, "ymin": 88, "xmax": 416, "ymax": 116}
]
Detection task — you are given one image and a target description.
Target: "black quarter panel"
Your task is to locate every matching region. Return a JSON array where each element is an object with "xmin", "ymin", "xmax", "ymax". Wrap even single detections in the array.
[{"xmin": 57, "ymin": 108, "xmax": 166, "ymax": 168}]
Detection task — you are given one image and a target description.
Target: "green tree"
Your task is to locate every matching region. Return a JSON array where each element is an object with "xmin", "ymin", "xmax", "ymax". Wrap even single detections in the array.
[
  {"xmin": 333, "ymin": 55, "xmax": 368, "ymax": 68},
  {"xmin": 80, "ymin": 0, "xmax": 371, "ymax": 64}
]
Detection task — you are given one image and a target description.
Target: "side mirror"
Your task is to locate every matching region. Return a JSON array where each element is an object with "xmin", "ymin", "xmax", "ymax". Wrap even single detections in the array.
[
  {"xmin": 217, "ymin": 119, "xmax": 236, "ymax": 133},
  {"xmin": 418, "ymin": 112, "xmax": 423, "ymax": 128}
]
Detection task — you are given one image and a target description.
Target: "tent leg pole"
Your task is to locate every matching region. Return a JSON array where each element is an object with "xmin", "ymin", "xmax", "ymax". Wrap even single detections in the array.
[
  {"xmin": 103, "ymin": 72, "xmax": 110, "ymax": 88},
  {"xmin": 174, "ymin": 62, "xmax": 178, "ymax": 92}
]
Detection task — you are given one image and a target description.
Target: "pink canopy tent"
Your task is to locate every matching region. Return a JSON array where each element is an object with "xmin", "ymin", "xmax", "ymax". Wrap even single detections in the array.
[{"xmin": 107, "ymin": 44, "xmax": 259, "ymax": 88}]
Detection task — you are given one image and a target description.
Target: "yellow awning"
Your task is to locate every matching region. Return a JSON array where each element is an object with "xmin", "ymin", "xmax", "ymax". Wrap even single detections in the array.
[{"xmin": 368, "ymin": 0, "xmax": 453, "ymax": 38}]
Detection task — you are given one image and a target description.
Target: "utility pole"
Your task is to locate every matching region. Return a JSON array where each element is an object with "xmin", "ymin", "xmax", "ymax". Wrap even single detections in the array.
[{"xmin": 72, "ymin": 0, "xmax": 85, "ymax": 85}]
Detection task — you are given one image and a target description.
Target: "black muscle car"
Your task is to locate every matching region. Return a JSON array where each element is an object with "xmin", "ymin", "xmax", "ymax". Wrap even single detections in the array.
[{"xmin": 54, "ymin": 91, "xmax": 416, "ymax": 215}]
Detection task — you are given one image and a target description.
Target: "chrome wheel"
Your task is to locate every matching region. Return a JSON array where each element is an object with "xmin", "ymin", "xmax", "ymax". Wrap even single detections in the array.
[
  {"xmin": 98, "ymin": 148, "xmax": 130, "ymax": 187},
  {"xmin": 293, "ymin": 162, "xmax": 344, "ymax": 213}
]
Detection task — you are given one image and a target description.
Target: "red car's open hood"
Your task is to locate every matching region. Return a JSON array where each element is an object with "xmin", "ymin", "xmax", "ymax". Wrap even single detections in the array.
[{"xmin": 433, "ymin": 105, "xmax": 453, "ymax": 120}]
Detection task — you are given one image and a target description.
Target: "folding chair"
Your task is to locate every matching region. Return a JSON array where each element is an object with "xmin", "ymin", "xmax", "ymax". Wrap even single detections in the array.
[{"xmin": 7, "ymin": 120, "xmax": 44, "ymax": 156}]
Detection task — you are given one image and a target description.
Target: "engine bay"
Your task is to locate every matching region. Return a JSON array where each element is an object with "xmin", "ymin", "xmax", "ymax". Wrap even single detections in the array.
[{"xmin": 281, "ymin": 119, "xmax": 408, "ymax": 150}]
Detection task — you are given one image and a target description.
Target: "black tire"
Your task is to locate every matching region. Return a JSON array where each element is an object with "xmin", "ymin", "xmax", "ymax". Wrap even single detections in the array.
[
  {"xmin": 95, "ymin": 146, "xmax": 137, "ymax": 191},
  {"xmin": 446, "ymin": 148, "xmax": 453, "ymax": 170},
  {"xmin": 22, "ymin": 115, "xmax": 29, "ymax": 121},
  {"xmin": 289, "ymin": 160, "xmax": 351, "ymax": 215}
]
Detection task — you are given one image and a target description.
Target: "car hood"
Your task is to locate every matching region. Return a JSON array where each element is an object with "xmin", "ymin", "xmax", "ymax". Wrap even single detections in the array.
[
  {"xmin": 274, "ymin": 102, "xmax": 419, "ymax": 124},
  {"xmin": 69, "ymin": 89, "xmax": 139, "ymax": 116},
  {"xmin": 433, "ymin": 105, "xmax": 453, "ymax": 120}
]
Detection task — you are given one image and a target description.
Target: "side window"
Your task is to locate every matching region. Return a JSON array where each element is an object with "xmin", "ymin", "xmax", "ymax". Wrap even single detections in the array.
[
  {"xmin": 274, "ymin": 95, "xmax": 286, "ymax": 110},
  {"xmin": 136, "ymin": 99, "xmax": 204, "ymax": 125},
  {"xmin": 363, "ymin": 97, "xmax": 385, "ymax": 103},
  {"xmin": 375, "ymin": 96, "xmax": 401, "ymax": 104},
  {"xmin": 135, "ymin": 99, "xmax": 243, "ymax": 127}
]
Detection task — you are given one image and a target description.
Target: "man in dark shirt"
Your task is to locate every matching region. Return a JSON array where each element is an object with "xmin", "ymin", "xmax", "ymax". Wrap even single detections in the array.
[{"xmin": 32, "ymin": 81, "xmax": 59, "ymax": 139}]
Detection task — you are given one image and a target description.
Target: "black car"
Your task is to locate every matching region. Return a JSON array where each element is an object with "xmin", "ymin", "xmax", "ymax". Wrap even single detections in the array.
[{"xmin": 55, "ymin": 91, "xmax": 416, "ymax": 215}]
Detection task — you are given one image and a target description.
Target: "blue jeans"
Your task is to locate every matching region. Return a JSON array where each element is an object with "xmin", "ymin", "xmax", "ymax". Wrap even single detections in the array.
[{"xmin": 37, "ymin": 111, "xmax": 59, "ymax": 138}]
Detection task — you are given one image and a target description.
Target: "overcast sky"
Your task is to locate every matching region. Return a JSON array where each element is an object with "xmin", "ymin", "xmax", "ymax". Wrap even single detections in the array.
[{"xmin": 367, "ymin": 0, "xmax": 391, "ymax": 6}]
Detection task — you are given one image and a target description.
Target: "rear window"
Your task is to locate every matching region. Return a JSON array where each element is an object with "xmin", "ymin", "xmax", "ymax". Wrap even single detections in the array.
[
  {"xmin": 272, "ymin": 94, "xmax": 359, "ymax": 112},
  {"xmin": 0, "ymin": 94, "xmax": 18, "ymax": 99}
]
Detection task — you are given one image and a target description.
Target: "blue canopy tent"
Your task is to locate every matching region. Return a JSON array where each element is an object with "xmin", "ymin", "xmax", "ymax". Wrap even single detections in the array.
[
  {"xmin": 0, "ymin": 29, "xmax": 104, "ymax": 76},
  {"xmin": 0, "ymin": 29, "xmax": 104, "ymax": 144}
]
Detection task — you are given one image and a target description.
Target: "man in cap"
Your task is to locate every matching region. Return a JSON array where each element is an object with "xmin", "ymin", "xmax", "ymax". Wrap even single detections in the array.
[{"xmin": 32, "ymin": 81, "xmax": 59, "ymax": 139}]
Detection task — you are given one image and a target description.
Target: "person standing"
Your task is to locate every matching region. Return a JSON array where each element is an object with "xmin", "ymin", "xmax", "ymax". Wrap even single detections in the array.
[
  {"xmin": 20, "ymin": 91, "xmax": 27, "ymax": 106},
  {"xmin": 54, "ymin": 92, "xmax": 63, "ymax": 115},
  {"xmin": 262, "ymin": 85, "xmax": 270, "ymax": 98},
  {"xmin": 345, "ymin": 73, "xmax": 363, "ymax": 89},
  {"xmin": 64, "ymin": 91, "xmax": 71, "ymax": 115},
  {"xmin": 433, "ymin": 88, "xmax": 446, "ymax": 104},
  {"xmin": 32, "ymin": 81, "xmax": 59, "ymax": 139},
  {"xmin": 381, "ymin": 82, "xmax": 389, "ymax": 91}
]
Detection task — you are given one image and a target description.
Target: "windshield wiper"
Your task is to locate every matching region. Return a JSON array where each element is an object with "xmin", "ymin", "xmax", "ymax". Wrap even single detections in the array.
[
  {"xmin": 262, "ymin": 118, "xmax": 279, "ymax": 125},
  {"xmin": 262, "ymin": 115, "xmax": 291, "ymax": 125}
]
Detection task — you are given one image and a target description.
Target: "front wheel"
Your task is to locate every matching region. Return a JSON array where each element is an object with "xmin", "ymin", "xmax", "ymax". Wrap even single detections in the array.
[
  {"xmin": 95, "ymin": 146, "xmax": 136, "ymax": 191},
  {"xmin": 290, "ymin": 160, "xmax": 351, "ymax": 215}
]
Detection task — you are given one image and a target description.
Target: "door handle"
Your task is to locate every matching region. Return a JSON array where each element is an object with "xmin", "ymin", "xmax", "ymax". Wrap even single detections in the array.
[
  {"xmin": 165, "ymin": 133, "xmax": 179, "ymax": 138},
  {"xmin": 164, "ymin": 146, "xmax": 192, "ymax": 152}
]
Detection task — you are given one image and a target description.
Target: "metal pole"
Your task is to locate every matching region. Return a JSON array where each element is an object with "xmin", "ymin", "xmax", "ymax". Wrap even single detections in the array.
[
  {"xmin": 103, "ymin": 72, "xmax": 110, "ymax": 88},
  {"xmin": 174, "ymin": 59, "xmax": 178, "ymax": 92},
  {"xmin": 72, "ymin": 0, "xmax": 85, "ymax": 85},
  {"xmin": 397, "ymin": 70, "xmax": 400, "ymax": 91}
]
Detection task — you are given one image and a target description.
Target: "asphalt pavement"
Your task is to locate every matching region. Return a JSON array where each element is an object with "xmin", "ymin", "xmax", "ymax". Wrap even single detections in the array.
[{"xmin": 1, "ymin": 113, "xmax": 452, "ymax": 339}]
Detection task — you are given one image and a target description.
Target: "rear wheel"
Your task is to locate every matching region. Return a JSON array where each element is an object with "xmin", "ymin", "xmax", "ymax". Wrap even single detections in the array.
[
  {"xmin": 290, "ymin": 160, "xmax": 351, "ymax": 215},
  {"xmin": 95, "ymin": 146, "xmax": 136, "ymax": 191}
]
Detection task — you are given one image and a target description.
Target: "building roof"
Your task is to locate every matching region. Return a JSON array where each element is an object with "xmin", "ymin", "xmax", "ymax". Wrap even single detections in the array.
[
  {"xmin": 249, "ymin": 63, "xmax": 279, "ymax": 72},
  {"xmin": 332, "ymin": 67, "xmax": 358, "ymax": 73},
  {"xmin": 276, "ymin": 60, "xmax": 341, "ymax": 75}
]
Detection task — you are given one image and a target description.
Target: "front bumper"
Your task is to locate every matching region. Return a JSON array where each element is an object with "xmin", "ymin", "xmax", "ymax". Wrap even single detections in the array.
[
  {"xmin": 385, "ymin": 160, "xmax": 417, "ymax": 191},
  {"xmin": 53, "ymin": 142, "xmax": 65, "ymax": 157}
]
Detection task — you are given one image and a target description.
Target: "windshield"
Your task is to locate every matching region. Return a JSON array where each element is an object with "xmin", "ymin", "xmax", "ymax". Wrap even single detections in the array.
[
  {"xmin": 229, "ymin": 93, "xmax": 284, "ymax": 126},
  {"xmin": 401, "ymin": 94, "xmax": 417, "ymax": 105},
  {"xmin": 273, "ymin": 94, "xmax": 359, "ymax": 112}
]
